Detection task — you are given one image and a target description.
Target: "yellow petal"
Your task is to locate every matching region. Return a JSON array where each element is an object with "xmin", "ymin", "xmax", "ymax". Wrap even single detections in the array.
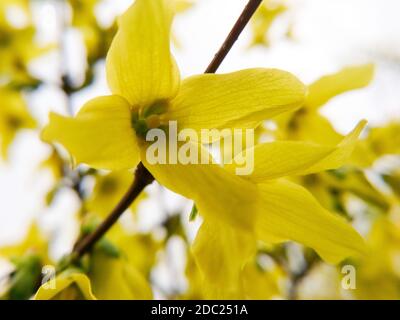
[
  {"xmin": 367, "ymin": 122, "xmax": 400, "ymax": 157},
  {"xmin": 110, "ymin": 231, "xmax": 160, "ymax": 277},
  {"xmin": 299, "ymin": 120, "xmax": 367, "ymax": 173},
  {"xmin": 173, "ymin": 0, "xmax": 194, "ymax": 13},
  {"xmin": 106, "ymin": 0, "xmax": 180, "ymax": 106},
  {"xmin": 41, "ymin": 95, "xmax": 140, "ymax": 171},
  {"xmin": 192, "ymin": 219, "xmax": 256, "ymax": 289},
  {"xmin": 39, "ymin": 149, "xmax": 64, "ymax": 180},
  {"xmin": 228, "ymin": 120, "xmax": 366, "ymax": 182},
  {"xmin": 89, "ymin": 250, "xmax": 152, "ymax": 300},
  {"xmin": 307, "ymin": 64, "xmax": 374, "ymax": 110},
  {"xmin": 168, "ymin": 68, "xmax": 306, "ymax": 139},
  {"xmin": 183, "ymin": 252, "xmax": 207, "ymax": 299},
  {"xmin": 140, "ymin": 142, "xmax": 258, "ymax": 231},
  {"xmin": 34, "ymin": 271, "xmax": 96, "ymax": 300},
  {"xmin": 230, "ymin": 141, "xmax": 334, "ymax": 182},
  {"xmin": 256, "ymin": 179, "xmax": 367, "ymax": 264},
  {"xmin": 286, "ymin": 112, "xmax": 344, "ymax": 145},
  {"xmin": 241, "ymin": 260, "xmax": 283, "ymax": 299}
]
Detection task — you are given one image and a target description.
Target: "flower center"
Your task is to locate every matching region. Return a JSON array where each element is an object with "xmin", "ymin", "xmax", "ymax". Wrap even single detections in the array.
[{"xmin": 131, "ymin": 100, "xmax": 168, "ymax": 138}]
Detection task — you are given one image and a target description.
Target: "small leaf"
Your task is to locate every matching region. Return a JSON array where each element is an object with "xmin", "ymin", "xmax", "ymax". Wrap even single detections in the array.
[{"xmin": 189, "ymin": 204, "xmax": 198, "ymax": 221}]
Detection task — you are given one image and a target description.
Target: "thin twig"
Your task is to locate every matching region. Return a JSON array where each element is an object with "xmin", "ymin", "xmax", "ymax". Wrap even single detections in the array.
[
  {"xmin": 72, "ymin": 163, "xmax": 154, "ymax": 259},
  {"xmin": 71, "ymin": 0, "xmax": 264, "ymax": 260},
  {"xmin": 205, "ymin": 0, "xmax": 263, "ymax": 73}
]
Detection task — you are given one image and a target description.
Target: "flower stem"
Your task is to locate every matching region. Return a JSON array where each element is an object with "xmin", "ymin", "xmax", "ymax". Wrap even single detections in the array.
[{"xmin": 71, "ymin": 0, "xmax": 264, "ymax": 260}]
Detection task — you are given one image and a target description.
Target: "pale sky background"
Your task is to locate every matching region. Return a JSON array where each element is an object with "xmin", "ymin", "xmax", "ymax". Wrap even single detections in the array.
[{"xmin": 1, "ymin": 0, "xmax": 400, "ymax": 294}]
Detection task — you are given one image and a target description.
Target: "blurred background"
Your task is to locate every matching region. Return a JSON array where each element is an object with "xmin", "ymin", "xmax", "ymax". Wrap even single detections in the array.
[{"xmin": 1, "ymin": 0, "xmax": 400, "ymax": 299}]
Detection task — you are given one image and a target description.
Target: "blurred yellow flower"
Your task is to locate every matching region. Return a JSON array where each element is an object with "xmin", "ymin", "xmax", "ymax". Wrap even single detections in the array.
[
  {"xmin": 249, "ymin": 0, "xmax": 287, "ymax": 47},
  {"xmin": 274, "ymin": 64, "xmax": 376, "ymax": 167},
  {"xmin": 0, "ymin": 0, "xmax": 53, "ymax": 88},
  {"xmin": 86, "ymin": 171, "xmax": 147, "ymax": 218},
  {"xmin": 0, "ymin": 222, "xmax": 51, "ymax": 300},
  {"xmin": 87, "ymin": 247, "xmax": 152, "ymax": 300},
  {"xmin": 0, "ymin": 88, "xmax": 36, "ymax": 158},
  {"xmin": 0, "ymin": 223, "xmax": 49, "ymax": 263},
  {"xmin": 39, "ymin": 148, "xmax": 65, "ymax": 181},
  {"xmin": 275, "ymin": 64, "xmax": 374, "ymax": 142},
  {"xmin": 108, "ymin": 226, "xmax": 160, "ymax": 277},
  {"xmin": 352, "ymin": 215, "xmax": 400, "ymax": 299},
  {"xmin": 366, "ymin": 122, "xmax": 400, "ymax": 158}
]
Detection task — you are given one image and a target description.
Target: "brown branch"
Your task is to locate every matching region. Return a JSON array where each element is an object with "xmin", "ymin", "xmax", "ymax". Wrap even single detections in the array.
[
  {"xmin": 72, "ymin": 163, "xmax": 154, "ymax": 259},
  {"xmin": 71, "ymin": 0, "xmax": 263, "ymax": 260},
  {"xmin": 205, "ymin": 0, "xmax": 263, "ymax": 73}
]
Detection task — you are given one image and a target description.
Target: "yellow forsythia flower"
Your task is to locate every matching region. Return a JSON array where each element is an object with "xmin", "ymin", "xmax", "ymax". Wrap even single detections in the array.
[
  {"xmin": 41, "ymin": 0, "xmax": 365, "ymax": 274},
  {"xmin": 41, "ymin": 0, "xmax": 306, "ymax": 168}
]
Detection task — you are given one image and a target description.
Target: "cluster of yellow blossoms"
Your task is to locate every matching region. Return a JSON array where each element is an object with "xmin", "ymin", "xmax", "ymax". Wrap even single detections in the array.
[{"xmin": 1, "ymin": 0, "xmax": 399, "ymax": 300}]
